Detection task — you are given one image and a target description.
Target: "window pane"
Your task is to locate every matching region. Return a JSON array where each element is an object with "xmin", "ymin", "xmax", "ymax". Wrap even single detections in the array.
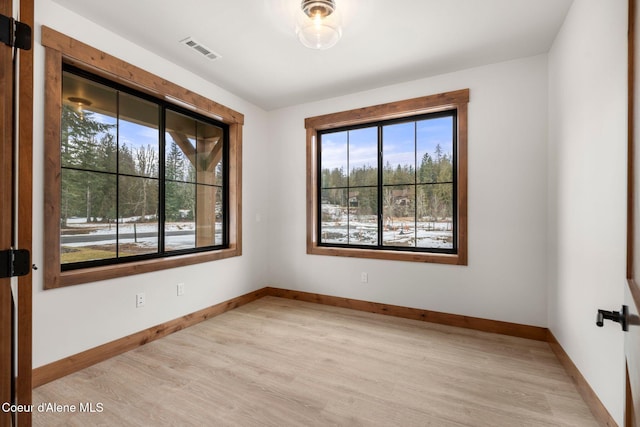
[
  {"xmin": 58, "ymin": 67, "xmax": 233, "ymax": 275},
  {"xmin": 166, "ymin": 110, "xmax": 197, "ymax": 183},
  {"xmin": 382, "ymin": 185, "xmax": 416, "ymax": 247},
  {"xmin": 60, "ymin": 170, "xmax": 117, "ymax": 264},
  {"xmin": 119, "ymin": 93, "xmax": 159, "ymax": 178},
  {"xmin": 165, "ymin": 181, "xmax": 196, "ymax": 251},
  {"xmin": 383, "ymin": 122, "xmax": 415, "ymax": 185},
  {"xmin": 61, "ymin": 72, "xmax": 117, "ymax": 173},
  {"xmin": 320, "ymin": 188, "xmax": 348, "ymax": 244},
  {"xmin": 165, "ymin": 139, "xmax": 195, "ymax": 182},
  {"xmin": 215, "ymin": 187, "xmax": 224, "ymax": 246},
  {"xmin": 164, "ymin": 115, "xmax": 226, "ymax": 250},
  {"xmin": 349, "ymin": 127, "xmax": 378, "ymax": 187},
  {"xmin": 417, "ymin": 184, "xmax": 454, "ymax": 249},
  {"xmin": 118, "ymin": 176, "xmax": 159, "ymax": 257},
  {"xmin": 417, "ymin": 116, "xmax": 454, "ymax": 184},
  {"xmin": 195, "ymin": 184, "xmax": 219, "ymax": 248},
  {"xmin": 321, "ymin": 131, "xmax": 348, "ymax": 188},
  {"xmin": 348, "ymin": 187, "xmax": 378, "ymax": 246},
  {"xmin": 318, "ymin": 116, "xmax": 455, "ymax": 250}
]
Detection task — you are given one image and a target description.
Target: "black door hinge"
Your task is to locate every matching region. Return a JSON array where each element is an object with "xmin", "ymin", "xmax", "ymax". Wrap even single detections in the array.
[
  {"xmin": 0, "ymin": 14, "xmax": 31, "ymax": 50},
  {"xmin": 0, "ymin": 249, "xmax": 31, "ymax": 278}
]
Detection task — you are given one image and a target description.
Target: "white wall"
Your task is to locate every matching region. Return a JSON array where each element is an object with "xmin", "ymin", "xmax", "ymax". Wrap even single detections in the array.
[
  {"xmin": 31, "ymin": 0, "xmax": 270, "ymax": 368},
  {"xmin": 547, "ymin": 0, "xmax": 627, "ymax": 424},
  {"xmin": 267, "ymin": 55, "xmax": 549, "ymax": 327}
]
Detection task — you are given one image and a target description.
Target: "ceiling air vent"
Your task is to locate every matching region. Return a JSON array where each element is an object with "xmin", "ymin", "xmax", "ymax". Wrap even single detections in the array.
[{"xmin": 179, "ymin": 37, "xmax": 221, "ymax": 61}]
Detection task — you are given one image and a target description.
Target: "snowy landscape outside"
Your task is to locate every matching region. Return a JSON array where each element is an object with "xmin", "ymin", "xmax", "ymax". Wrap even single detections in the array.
[
  {"xmin": 61, "ymin": 71, "xmax": 224, "ymax": 265},
  {"xmin": 319, "ymin": 114, "xmax": 456, "ymax": 250}
]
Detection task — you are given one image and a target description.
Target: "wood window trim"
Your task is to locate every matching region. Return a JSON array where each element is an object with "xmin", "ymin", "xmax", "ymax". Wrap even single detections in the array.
[
  {"xmin": 42, "ymin": 26, "xmax": 244, "ymax": 289},
  {"xmin": 305, "ymin": 89, "xmax": 469, "ymax": 265}
]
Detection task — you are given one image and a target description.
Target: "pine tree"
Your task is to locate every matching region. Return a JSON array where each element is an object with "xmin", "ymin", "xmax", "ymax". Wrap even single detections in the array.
[{"xmin": 60, "ymin": 105, "xmax": 115, "ymax": 226}]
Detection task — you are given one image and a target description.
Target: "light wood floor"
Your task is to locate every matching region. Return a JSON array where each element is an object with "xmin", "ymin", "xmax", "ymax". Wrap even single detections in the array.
[{"xmin": 33, "ymin": 296, "xmax": 598, "ymax": 426}]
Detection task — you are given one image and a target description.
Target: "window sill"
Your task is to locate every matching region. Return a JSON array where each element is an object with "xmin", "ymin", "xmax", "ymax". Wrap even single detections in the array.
[
  {"xmin": 307, "ymin": 244, "xmax": 466, "ymax": 265},
  {"xmin": 50, "ymin": 246, "xmax": 241, "ymax": 289}
]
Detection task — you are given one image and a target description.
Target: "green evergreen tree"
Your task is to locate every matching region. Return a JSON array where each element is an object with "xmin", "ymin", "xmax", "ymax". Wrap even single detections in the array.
[{"xmin": 60, "ymin": 105, "xmax": 115, "ymax": 226}]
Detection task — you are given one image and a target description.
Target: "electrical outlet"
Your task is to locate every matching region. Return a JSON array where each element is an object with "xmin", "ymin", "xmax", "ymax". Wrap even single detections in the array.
[
  {"xmin": 177, "ymin": 283, "xmax": 185, "ymax": 296},
  {"xmin": 136, "ymin": 292, "xmax": 145, "ymax": 308},
  {"xmin": 361, "ymin": 272, "xmax": 368, "ymax": 283}
]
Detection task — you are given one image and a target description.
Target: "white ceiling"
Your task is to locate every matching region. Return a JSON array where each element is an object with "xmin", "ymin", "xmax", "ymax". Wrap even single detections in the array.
[{"xmin": 51, "ymin": 0, "xmax": 573, "ymax": 111}]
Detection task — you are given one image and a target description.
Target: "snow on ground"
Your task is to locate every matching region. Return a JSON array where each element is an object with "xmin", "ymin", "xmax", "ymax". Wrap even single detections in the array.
[
  {"xmin": 320, "ymin": 212, "xmax": 453, "ymax": 249},
  {"xmin": 64, "ymin": 217, "xmax": 194, "ymax": 234},
  {"xmin": 61, "ymin": 217, "xmax": 220, "ymax": 250}
]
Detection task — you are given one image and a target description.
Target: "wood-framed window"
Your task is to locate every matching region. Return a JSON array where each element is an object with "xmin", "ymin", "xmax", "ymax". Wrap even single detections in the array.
[
  {"xmin": 42, "ymin": 27, "xmax": 244, "ymax": 288},
  {"xmin": 305, "ymin": 90, "xmax": 468, "ymax": 265}
]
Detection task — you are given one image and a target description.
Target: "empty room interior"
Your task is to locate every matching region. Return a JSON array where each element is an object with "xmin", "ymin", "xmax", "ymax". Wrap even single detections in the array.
[{"xmin": 4, "ymin": 0, "xmax": 637, "ymax": 425}]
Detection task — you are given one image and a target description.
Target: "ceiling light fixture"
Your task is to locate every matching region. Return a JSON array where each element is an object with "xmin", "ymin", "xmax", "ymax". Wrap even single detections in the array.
[
  {"xmin": 296, "ymin": 0, "xmax": 342, "ymax": 50},
  {"xmin": 67, "ymin": 96, "xmax": 92, "ymax": 120},
  {"xmin": 67, "ymin": 96, "xmax": 91, "ymax": 107}
]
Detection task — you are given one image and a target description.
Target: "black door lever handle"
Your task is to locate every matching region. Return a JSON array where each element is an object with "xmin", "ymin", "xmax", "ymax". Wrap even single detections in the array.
[{"xmin": 596, "ymin": 305, "xmax": 628, "ymax": 331}]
